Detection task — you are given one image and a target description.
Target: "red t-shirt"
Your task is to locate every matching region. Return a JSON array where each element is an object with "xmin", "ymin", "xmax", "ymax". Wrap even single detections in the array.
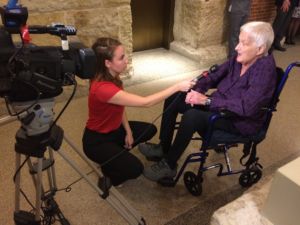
[{"xmin": 86, "ymin": 81, "xmax": 124, "ymax": 133}]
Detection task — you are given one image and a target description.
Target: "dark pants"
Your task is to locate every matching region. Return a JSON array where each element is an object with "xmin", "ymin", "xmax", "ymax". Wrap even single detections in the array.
[
  {"xmin": 82, "ymin": 121, "xmax": 157, "ymax": 186},
  {"xmin": 159, "ymin": 93, "xmax": 240, "ymax": 169},
  {"xmin": 273, "ymin": 6, "xmax": 295, "ymax": 45},
  {"xmin": 228, "ymin": 12, "xmax": 249, "ymax": 58}
]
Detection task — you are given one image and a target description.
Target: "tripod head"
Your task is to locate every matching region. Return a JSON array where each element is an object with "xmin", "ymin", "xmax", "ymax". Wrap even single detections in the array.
[
  {"xmin": 12, "ymin": 98, "xmax": 55, "ymax": 136},
  {"xmin": 10, "ymin": 98, "xmax": 64, "ymax": 158}
]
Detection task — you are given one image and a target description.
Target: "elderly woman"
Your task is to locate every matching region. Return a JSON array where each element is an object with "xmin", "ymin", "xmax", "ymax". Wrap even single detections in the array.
[{"xmin": 139, "ymin": 21, "xmax": 277, "ymax": 181}]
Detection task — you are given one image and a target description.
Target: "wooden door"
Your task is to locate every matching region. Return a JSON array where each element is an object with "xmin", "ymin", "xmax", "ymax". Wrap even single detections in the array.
[{"xmin": 131, "ymin": 0, "xmax": 174, "ymax": 52}]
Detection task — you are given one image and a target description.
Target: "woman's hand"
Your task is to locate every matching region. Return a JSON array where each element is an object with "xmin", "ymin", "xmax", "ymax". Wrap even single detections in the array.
[
  {"xmin": 185, "ymin": 90, "xmax": 208, "ymax": 105},
  {"xmin": 124, "ymin": 131, "xmax": 134, "ymax": 149},
  {"xmin": 176, "ymin": 80, "xmax": 196, "ymax": 92},
  {"xmin": 282, "ymin": 0, "xmax": 290, "ymax": 12}
]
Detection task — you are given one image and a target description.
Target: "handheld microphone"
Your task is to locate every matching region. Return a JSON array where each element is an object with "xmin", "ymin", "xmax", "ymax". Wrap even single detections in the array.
[
  {"xmin": 192, "ymin": 70, "xmax": 209, "ymax": 82},
  {"xmin": 192, "ymin": 64, "xmax": 219, "ymax": 82},
  {"xmin": 188, "ymin": 64, "xmax": 219, "ymax": 107}
]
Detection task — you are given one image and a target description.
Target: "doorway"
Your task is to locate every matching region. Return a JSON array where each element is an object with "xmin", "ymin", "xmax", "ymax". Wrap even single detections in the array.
[{"xmin": 131, "ymin": 0, "xmax": 175, "ymax": 52}]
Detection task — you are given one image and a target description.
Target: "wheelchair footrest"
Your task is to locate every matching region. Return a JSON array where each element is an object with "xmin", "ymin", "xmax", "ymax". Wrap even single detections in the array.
[{"xmin": 157, "ymin": 177, "xmax": 176, "ymax": 187}]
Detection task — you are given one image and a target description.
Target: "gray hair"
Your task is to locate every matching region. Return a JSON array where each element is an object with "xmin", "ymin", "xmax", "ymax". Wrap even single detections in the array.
[{"xmin": 240, "ymin": 21, "xmax": 274, "ymax": 55}]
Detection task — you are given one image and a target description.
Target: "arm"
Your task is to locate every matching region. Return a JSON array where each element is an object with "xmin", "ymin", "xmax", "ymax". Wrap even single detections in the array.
[
  {"xmin": 108, "ymin": 80, "xmax": 194, "ymax": 107},
  {"xmin": 122, "ymin": 111, "xmax": 134, "ymax": 149}
]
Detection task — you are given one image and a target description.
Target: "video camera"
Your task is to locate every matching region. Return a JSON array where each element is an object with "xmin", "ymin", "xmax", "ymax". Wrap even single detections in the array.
[{"xmin": 0, "ymin": 0, "xmax": 96, "ymax": 102}]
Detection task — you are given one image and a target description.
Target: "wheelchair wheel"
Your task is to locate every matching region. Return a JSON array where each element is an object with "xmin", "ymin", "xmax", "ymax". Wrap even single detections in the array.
[
  {"xmin": 249, "ymin": 167, "xmax": 262, "ymax": 184},
  {"xmin": 239, "ymin": 168, "xmax": 262, "ymax": 187},
  {"xmin": 183, "ymin": 171, "xmax": 202, "ymax": 196}
]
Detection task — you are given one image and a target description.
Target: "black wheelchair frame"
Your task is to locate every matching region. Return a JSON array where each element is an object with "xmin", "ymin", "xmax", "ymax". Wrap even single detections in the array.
[{"xmin": 159, "ymin": 62, "xmax": 300, "ymax": 196}]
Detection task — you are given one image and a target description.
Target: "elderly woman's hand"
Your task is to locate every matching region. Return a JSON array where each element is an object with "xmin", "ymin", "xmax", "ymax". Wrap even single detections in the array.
[{"xmin": 185, "ymin": 90, "xmax": 208, "ymax": 105}]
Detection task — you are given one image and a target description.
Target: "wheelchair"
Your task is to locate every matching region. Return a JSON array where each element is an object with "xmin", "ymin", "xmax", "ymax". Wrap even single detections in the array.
[{"xmin": 159, "ymin": 62, "xmax": 300, "ymax": 196}]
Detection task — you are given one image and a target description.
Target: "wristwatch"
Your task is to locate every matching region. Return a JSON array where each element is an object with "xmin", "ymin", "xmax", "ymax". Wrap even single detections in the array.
[{"xmin": 205, "ymin": 98, "xmax": 211, "ymax": 106}]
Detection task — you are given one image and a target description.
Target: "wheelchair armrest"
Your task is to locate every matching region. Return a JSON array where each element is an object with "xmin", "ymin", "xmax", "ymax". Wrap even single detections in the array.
[
  {"xmin": 206, "ymin": 110, "xmax": 236, "ymax": 134},
  {"xmin": 206, "ymin": 106, "xmax": 274, "ymax": 138},
  {"xmin": 212, "ymin": 106, "xmax": 275, "ymax": 122},
  {"xmin": 218, "ymin": 109, "xmax": 238, "ymax": 118},
  {"xmin": 208, "ymin": 109, "xmax": 239, "ymax": 124},
  {"xmin": 260, "ymin": 107, "xmax": 276, "ymax": 113}
]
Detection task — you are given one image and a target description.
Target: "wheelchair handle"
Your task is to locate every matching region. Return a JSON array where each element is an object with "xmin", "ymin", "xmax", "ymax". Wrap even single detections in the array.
[{"xmin": 286, "ymin": 61, "xmax": 300, "ymax": 72}]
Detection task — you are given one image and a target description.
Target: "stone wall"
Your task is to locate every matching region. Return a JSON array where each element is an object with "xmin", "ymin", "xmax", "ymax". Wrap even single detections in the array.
[{"xmin": 171, "ymin": 0, "xmax": 228, "ymax": 66}]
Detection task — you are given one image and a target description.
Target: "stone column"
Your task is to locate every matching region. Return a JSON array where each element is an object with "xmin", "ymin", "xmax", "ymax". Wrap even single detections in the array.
[{"xmin": 171, "ymin": 0, "xmax": 229, "ymax": 66}]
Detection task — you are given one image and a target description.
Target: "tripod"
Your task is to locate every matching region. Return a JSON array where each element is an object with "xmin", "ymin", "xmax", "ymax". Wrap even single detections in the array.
[{"xmin": 1, "ymin": 112, "xmax": 146, "ymax": 225}]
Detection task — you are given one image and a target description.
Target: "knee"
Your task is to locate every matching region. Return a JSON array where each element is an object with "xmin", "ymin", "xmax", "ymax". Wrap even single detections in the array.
[
  {"xmin": 181, "ymin": 109, "xmax": 199, "ymax": 123},
  {"xmin": 180, "ymin": 109, "xmax": 208, "ymax": 129},
  {"xmin": 164, "ymin": 92, "xmax": 186, "ymax": 110}
]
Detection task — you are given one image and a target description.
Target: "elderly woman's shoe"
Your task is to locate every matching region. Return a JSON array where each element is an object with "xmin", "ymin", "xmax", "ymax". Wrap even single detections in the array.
[
  {"xmin": 138, "ymin": 142, "xmax": 164, "ymax": 161},
  {"xmin": 143, "ymin": 159, "xmax": 177, "ymax": 181}
]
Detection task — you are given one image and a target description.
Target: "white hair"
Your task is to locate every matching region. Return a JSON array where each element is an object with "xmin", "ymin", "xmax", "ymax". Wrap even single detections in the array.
[{"xmin": 240, "ymin": 21, "xmax": 274, "ymax": 55}]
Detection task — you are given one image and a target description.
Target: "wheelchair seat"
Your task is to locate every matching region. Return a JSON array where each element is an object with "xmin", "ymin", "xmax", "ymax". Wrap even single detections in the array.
[
  {"xmin": 207, "ymin": 128, "xmax": 265, "ymax": 148},
  {"xmin": 158, "ymin": 62, "xmax": 300, "ymax": 196}
]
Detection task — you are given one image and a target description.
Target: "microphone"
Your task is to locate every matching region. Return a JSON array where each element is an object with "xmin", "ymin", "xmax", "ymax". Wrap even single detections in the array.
[
  {"xmin": 28, "ymin": 24, "xmax": 77, "ymax": 36},
  {"xmin": 192, "ymin": 70, "xmax": 209, "ymax": 82},
  {"xmin": 192, "ymin": 64, "xmax": 219, "ymax": 82},
  {"xmin": 188, "ymin": 64, "xmax": 218, "ymax": 107}
]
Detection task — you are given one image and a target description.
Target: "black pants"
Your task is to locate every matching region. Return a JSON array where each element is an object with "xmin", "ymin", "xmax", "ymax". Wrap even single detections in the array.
[
  {"xmin": 272, "ymin": 6, "xmax": 294, "ymax": 45},
  {"xmin": 159, "ymin": 93, "xmax": 240, "ymax": 169},
  {"xmin": 82, "ymin": 121, "xmax": 157, "ymax": 186},
  {"xmin": 228, "ymin": 12, "xmax": 248, "ymax": 58}
]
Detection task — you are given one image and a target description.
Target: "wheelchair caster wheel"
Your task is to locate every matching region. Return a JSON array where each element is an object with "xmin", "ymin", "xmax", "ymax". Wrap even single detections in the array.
[
  {"xmin": 239, "ymin": 168, "xmax": 262, "ymax": 187},
  {"xmin": 249, "ymin": 167, "xmax": 262, "ymax": 184},
  {"xmin": 184, "ymin": 171, "xmax": 202, "ymax": 196}
]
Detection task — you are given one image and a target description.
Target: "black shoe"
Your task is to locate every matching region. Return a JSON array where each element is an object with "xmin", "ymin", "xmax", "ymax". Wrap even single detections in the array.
[
  {"xmin": 285, "ymin": 39, "xmax": 296, "ymax": 45},
  {"xmin": 273, "ymin": 44, "xmax": 286, "ymax": 51},
  {"xmin": 138, "ymin": 143, "xmax": 164, "ymax": 161},
  {"xmin": 98, "ymin": 176, "xmax": 112, "ymax": 199}
]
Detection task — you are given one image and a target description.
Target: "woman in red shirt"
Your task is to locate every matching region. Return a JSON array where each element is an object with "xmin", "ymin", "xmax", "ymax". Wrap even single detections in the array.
[{"xmin": 82, "ymin": 37, "xmax": 194, "ymax": 186}]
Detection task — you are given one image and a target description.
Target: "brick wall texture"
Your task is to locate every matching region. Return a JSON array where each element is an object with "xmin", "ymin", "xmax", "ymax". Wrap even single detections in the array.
[{"xmin": 249, "ymin": 0, "xmax": 277, "ymax": 22}]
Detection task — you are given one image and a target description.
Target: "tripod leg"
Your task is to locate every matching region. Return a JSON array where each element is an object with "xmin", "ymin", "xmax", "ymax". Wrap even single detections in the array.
[
  {"xmin": 35, "ymin": 157, "xmax": 43, "ymax": 221},
  {"xmin": 55, "ymin": 148, "xmax": 143, "ymax": 225},
  {"xmin": 14, "ymin": 154, "xmax": 42, "ymax": 225},
  {"xmin": 48, "ymin": 149, "xmax": 58, "ymax": 189},
  {"xmin": 63, "ymin": 135, "xmax": 145, "ymax": 223},
  {"xmin": 15, "ymin": 153, "xmax": 21, "ymax": 212},
  {"xmin": 27, "ymin": 159, "xmax": 46, "ymax": 200},
  {"xmin": 30, "ymin": 151, "xmax": 71, "ymax": 225}
]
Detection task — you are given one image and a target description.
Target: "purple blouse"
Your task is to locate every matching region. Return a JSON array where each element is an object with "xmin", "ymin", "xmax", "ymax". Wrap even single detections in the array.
[{"xmin": 194, "ymin": 54, "xmax": 277, "ymax": 135}]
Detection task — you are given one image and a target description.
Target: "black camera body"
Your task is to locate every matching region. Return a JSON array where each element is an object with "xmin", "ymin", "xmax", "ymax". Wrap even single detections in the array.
[{"xmin": 0, "ymin": 0, "xmax": 96, "ymax": 102}]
